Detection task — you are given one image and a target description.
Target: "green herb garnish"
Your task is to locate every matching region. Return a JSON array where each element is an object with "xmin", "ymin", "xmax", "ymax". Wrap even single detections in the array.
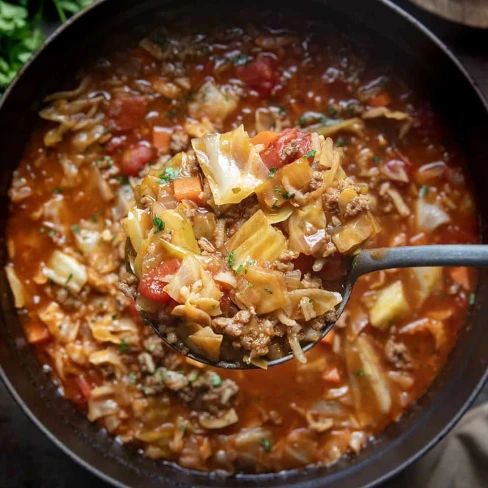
[
  {"xmin": 227, "ymin": 251, "xmax": 236, "ymax": 267},
  {"xmin": 271, "ymin": 198, "xmax": 279, "ymax": 210},
  {"xmin": 70, "ymin": 224, "xmax": 81, "ymax": 234},
  {"xmin": 232, "ymin": 53, "xmax": 249, "ymax": 66},
  {"xmin": 52, "ymin": 187, "xmax": 63, "ymax": 194},
  {"xmin": 65, "ymin": 273, "xmax": 73, "ymax": 285},
  {"xmin": 264, "ymin": 287, "xmax": 273, "ymax": 294},
  {"xmin": 116, "ymin": 174, "xmax": 130, "ymax": 185},
  {"xmin": 282, "ymin": 191, "xmax": 295, "ymax": 200},
  {"xmin": 274, "ymin": 186, "xmax": 282, "ymax": 195},
  {"xmin": 210, "ymin": 373, "xmax": 222, "ymax": 387},
  {"xmin": 303, "ymin": 150, "xmax": 316, "ymax": 159},
  {"xmin": 268, "ymin": 168, "xmax": 277, "ymax": 178},
  {"xmin": 419, "ymin": 185, "xmax": 429, "ymax": 198},
  {"xmin": 469, "ymin": 293, "xmax": 476, "ymax": 305},
  {"xmin": 128, "ymin": 372, "xmax": 136, "ymax": 384},
  {"xmin": 39, "ymin": 227, "xmax": 45, "ymax": 233},
  {"xmin": 91, "ymin": 214, "xmax": 98, "ymax": 223},
  {"xmin": 179, "ymin": 423, "xmax": 187, "ymax": 432},
  {"xmin": 153, "ymin": 216, "xmax": 165, "ymax": 233},
  {"xmin": 328, "ymin": 106, "xmax": 338, "ymax": 118},
  {"xmin": 159, "ymin": 167, "xmax": 179, "ymax": 184},
  {"xmin": 355, "ymin": 369, "xmax": 365, "ymax": 377},
  {"xmin": 372, "ymin": 155, "xmax": 380, "ymax": 165},
  {"xmin": 236, "ymin": 264, "xmax": 244, "ymax": 273},
  {"xmin": 119, "ymin": 338, "xmax": 130, "ymax": 353},
  {"xmin": 336, "ymin": 137, "xmax": 346, "ymax": 147},
  {"xmin": 260, "ymin": 438, "xmax": 271, "ymax": 452}
]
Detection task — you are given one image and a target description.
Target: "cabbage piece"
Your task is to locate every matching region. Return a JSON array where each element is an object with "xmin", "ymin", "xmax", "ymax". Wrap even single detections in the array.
[
  {"xmin": 192, "ymin": 212, "xmax": 217, "ymax": 240},
  {"xmin": 74, "ymin": 229, "xmax": 101, "ymax": 255},
  {"xmin": 89, "ymin": 315, "xmax": 139, "ymax": 345},
  {"xmin": 172, "ymin": 303, "xmax": 212, "ymax": 327},
  {"xmin": 113, "ymin": 184, "xmax": 135, "ymax": 221},
  {"xmin": 256, "ymin": 158, "xmax": 313, "ymax": 211},
  {"xmin": 408, "ymin": 267, "xmax": 443, "ymax": 306},
  {"xmin": 225, "ymin": 210, "xmax": 287, "ymax": 267},
  {"xmin": 43, "ymin": 250, "xmax": 87, "ymax": 294},
  {"xmin": 400, "ymin": 317, "xmax": 446, "ymax": 350},
  {"xmin": 345, "ymin": 334, "xmax": 392, "ymax": 427},
  {"xmin": 123, "ymin": 208, "xmax": 153, "ymax": 253},
  {"xmin": 188, "ymin": 80, "xmax": 238, "ymax": 123},
  {"xmin": 362, "ymin": 107, "xmax": 412, "ymax": 138},
  {"xmin": 5, "ymin": 266, "xmax": 25, "ymax": 308},
  {"xmin": 369, "ymin": 280, "xmax": 410, "ymax": 329},
  {"xmin": 164, "ymin": 254, "xmax": 222, "ymax": 307},
  {"xmin": 331, "ymin": 212, "xmax": 381, "ymax": 254},
  {"xmin": 87, "ymin": 385, "xmax": 119, "ymax": 422},
  {"xmin": 186, "ymin": 326, "xmax": 223, "ymax": 362},
  {"xmin": 192, "ymin": 125, "xmax": 269, "ymax": 205},
  {"xmin": 200, "ymin": 408, "xmax": 239, "ymax": 429},
  {"xmin": 415, "ymin": 199, "xmax": 450, "ymax": 232},
  {"xmin": 283, "ymin": 289, "xmax": 341, "ymax": 320},
  {"xmin": 287, "ymin": 199, "xmax": 327, "ymax": 255},
  {"xmin": 38, "ymin": 301, "xmax": 80, "ymax": 343},
  {"xmin": 235, "ymin": 266, "xmax": 289, "ymax": 314},
  {"xmin": 155, "ymin": 208, "xmax": 200, "ymax": 253},
  {"xmin": 307, "ymin": 118, "xmax": 365, "ymax": 137},
  {"xmin": 89, "ymin": 348, "xmax": 127, "ymax": 375},
  {"xmin": 263, "ymin": 204, "xmax": 294, "ymax": 224}
]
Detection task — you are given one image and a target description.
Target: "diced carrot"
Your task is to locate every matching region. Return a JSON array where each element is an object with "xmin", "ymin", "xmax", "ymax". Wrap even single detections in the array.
[
  {"xmin": 368, "ymin": 91, "xmax": 392, "ymax": 107},
  {"xmin": 25, "ymin": 322, "xmax": 51, "ymax": 344},
  {"xmin": 322, "ymin": 367, "xmax": 341, "ymax": 384},
  {"xmin": 251, "ymin": 131, "xmax": 279, "ymax": 151},
  {"xmin": 320, "ymin": 329, "xmax": 335, "ymax": 345},
  {"xmin": 152, "ymin": 127, "xmax": 171, "ymax": 152},
  {"xmin": 173, "ymin": 177, "xmax": 203, "ymax": 201},
  {"xmin": 449, "ymin": 266, "xmax": 470, "ymax": 290}
]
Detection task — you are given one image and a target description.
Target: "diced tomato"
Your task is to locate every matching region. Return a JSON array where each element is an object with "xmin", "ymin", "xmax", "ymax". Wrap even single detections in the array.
[
  {"xmin": 104, "ymin": 135, "xmax": 127, "ymax": 155},
  {"xmin": 236, "ymin": 55, "xmax": 279, "ymax": 98},
  {"xmin": 320, "ymin": 330, "xmax": 335, "ymax": 346},
  {"xmin": 260, "ymin": 128, "xmax": 312, "ymax": 169},
  {"xmin": 25, "ymin": 322, "xmax": 51, "ymax": 344},
  {"xmin": 220, "ymin": 294, "xmax": 232, "ymax": 314},
  {"xmin": 138, "ymin": 259, "xmax": 181, "ymax": 303},
  {"xmin": 119, "ymin": 144, "xmax": 155, "ymax": 176},
  {"xmin": 74, "ymin": 374, "xmax": 92, "ymax": 399},
  {"xmin": 106, "ymin": 96, "xmax": 148, "ymax": 131},
  {"xmin": 368, "ymin": 91, "xmax": 392, "ymax": 107}
]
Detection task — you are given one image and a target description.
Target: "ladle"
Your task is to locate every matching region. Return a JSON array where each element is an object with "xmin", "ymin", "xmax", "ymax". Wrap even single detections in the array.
[{"xmin": 144, "ymin": 244, "xmax": 488, "ymax": 369}]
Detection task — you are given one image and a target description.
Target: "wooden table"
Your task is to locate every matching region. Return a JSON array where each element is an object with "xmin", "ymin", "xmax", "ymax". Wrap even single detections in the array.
[{"xmin": 410, "ymin": 0, "xmax": 488, "ymax": 28}]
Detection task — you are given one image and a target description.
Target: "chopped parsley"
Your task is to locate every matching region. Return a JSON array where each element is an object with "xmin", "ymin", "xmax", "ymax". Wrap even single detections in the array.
[
  {"xmin": 111, "ymin": 314, "xmax": 118, "ymax": 320},
  {"xmin": 328, "ymin": 106, "xmax": 338, "ymax": 118},
  {"xmin": 48, "ymin": 230, "xmax": 56, "ymax": 237},
  {"xmin": 65, "ymin": 273, "xmax": 73, "ymax": 285},
  {"xmin": 119, "ymin": 338, "xmax": 130, "ymax": 353},
  {"xmin": 52, "ymin": 187, "xmax": 63, "ymax": 194},
  {"xmin": 246, "ymin": 260, "xmax": 257, "ymax": 266},
  {"xmin": 143, "ymin": 387, "xmax": 152, "ymax": 395},
  {"xmin": 274, "ymin": 186, "xmax": 282, "ymax": 195},
  {"xmin": 128, "ymin": 372, "xmax": 136, "ymax": 384},
  {"xmin": 271, "ymin": 198, "xmax": 279, "ymax": 210},
  {"xmin": 260, "ymin": 438, "xmax": 271, "ymax": 452},
  {"xmin": 355, "ymin": 369, "xmax": 365, "ymax": 377},
  {"xmin": 297, "ymin": 117, "xmax": 307, "ymax": 128},
  {"xmin": 91, "ymin": 214, "xmax": 98, "ymax": 223},
  {"xmin": 167, "ymin": 108, "xmax": 178, "ymax": 118},
  {"xmin": 39, "ymin": 227, "xmax": 45, "ymax": 233},
  {"xmin": 148, "ymin": 344, "xmax": 156, "ymax": 352},
  {"xmin": 268, "ymin": 167, "xmax": 277, "ymax": 178},
  {"xmin": 153, "ymin": 216, "xmax": 165, "ymax": 233},
  {"xmin": 96, "ymin": 155, "xmax": 113, "ymax": 167},
  {"xmin": 247, "ymin": 282, "xmax": 253, "ymax": 288},
  {"xmin": 236, "ymin": 264, "xmax": 244, "ymax": 273},
  {"xmin": 70, "ymin": 224, "xmax": 81, "ymax": 234},
  {"xmin": 469, "ymin": 293, "xmax": 476, "ymax": 305},
  {"xmin": 232, "ymin": 53, "xmax": 250, "ymax": 66},
  {"xmin": 278, "ymin": 106, "xmax": 287, "ymax": 115},
  {"xmin": 372, "ymin": 155, "xmax": 380, "ymax": 165},
  {"xmin": 309, "ymin": 298, "xmax": 313, "ymax": 303},
  {"xmin": 419, "ymin": 185, "xmax": 429, "ymax": 198},
  {"xmin": 336, "ymin": 137, "xmax": 346, "ymax": 147},
  {"xmin": 210, "ymin": 373, "xmax": 222, "ymax": 387},
  {"xmin": 264, "ymin": 287, "xmax": 273, "ymax": 294},
  {"xmin": 303, "ymin": 149, "xmax": 316, "ymax": 159},
  {"xmin": 179, "ymin": 423, "xmax": 187, "ymax": 432},
  {"xmin": 188, "ymin": 370, "xmax": 199, "ymax": 383},
  {"xmin": 159, "ymin": 167, "xmax": 179, "ymax": 184},
  {"xmin": 227, "ymin": 251, "xmax": 236, "ymax": 267},
  {"xmin": 282, "ymin": 191, "xmax": 295, "ymax": 200},
  {"xmin": 116, "ymin": 174, "xmax": 130, "ymax": 185}
]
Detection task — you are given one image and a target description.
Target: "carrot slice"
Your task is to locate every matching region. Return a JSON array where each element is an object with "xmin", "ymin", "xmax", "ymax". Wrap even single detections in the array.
[
  {"xmin": 152, "ymin": 127, "xmax": 171, "ymax": 152},
  {"xmin": 449, "ymin": 266, "xmax": 470, "ymax": 290},
  {"xmin": 251, "ymin": 131, "xmax": 279, "ymax": 151},
  {"xmin": 369, "ymin": 91, "xmax": 392, "ymax": 107},
  {"xmin": 322, "ymin": 367, "xmax": 341, "ymax": 384},
  {"xmin": 173, "ymin": 177, "xmax": 203, "ymax": 201},
  {"xmin": 25, "ymin": 322, "xmax": 51, "ymax": 344},
  {"xmin": 320, "ymin": 329, "xmax": 335, "ymax": 345}
]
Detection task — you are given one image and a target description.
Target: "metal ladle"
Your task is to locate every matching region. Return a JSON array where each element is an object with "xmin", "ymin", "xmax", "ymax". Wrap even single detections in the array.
[{"xmin": 143, "ymin": 244, "xmax": 488, "ymax": 369}]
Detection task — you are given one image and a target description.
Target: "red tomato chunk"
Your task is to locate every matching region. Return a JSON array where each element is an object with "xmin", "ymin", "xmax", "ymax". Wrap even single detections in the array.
[
  {"xmin": 236, "ymin": 55, "xmax": 279, "ymax": 98},
  {"xmin": 260, "ymin": 128, "xmax": 312, "ymax": 169},
  {"xmin": 107, "ymin": 96, "xmax": 148, "ymax": 131},
  {"xmin": 138, "ymin": 259, "xmax": 181, "ymax": 303},
  {"xmin": 120, "ymin": 144, "xmax": 155, "ymax": 176}
]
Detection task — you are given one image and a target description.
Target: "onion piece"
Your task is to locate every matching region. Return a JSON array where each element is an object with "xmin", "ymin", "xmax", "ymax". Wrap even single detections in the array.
[{"xmin": 5, "ymin": 266, "xmax": 25, "ymax": 308}]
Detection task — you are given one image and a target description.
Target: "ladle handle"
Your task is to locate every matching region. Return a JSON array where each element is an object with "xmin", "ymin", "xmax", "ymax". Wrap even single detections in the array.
[{"xmin": 352, "ymin": 245, "xmax": 488, "ymax": 278}]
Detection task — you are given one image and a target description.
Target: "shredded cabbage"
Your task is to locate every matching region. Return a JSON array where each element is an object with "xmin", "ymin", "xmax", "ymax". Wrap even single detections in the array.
[
  {"xmin": 283, "ymin": 289, "xmax": 342, "ymax": 320},
  {"xmin": 43, "ymin": 250, "xmax": 87, "ymax": 294},
  {"xmin": 192, "ymin": 125, "xmax": 269, "ymax": 205}
]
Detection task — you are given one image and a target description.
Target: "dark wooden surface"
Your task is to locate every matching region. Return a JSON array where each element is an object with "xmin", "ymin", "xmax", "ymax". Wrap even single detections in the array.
[
  {"xmin": 410, "ymin": 0, "xmax": 488, "ymax": 28},
  {"xmin": 1, "ymin": 2, "xmax": 487, "ymax": 487}
]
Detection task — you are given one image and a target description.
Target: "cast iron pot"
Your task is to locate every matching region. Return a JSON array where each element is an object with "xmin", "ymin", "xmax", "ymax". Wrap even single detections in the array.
[{"xmin": 0, "ymin": 0, "xmax": 487, "ymax": 487}]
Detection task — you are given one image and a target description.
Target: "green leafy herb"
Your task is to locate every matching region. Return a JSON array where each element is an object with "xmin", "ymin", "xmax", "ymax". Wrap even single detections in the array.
[
  {"xmin": 70, "ymin": 224, "xmax": 81, "ymax": 234},
  {"xmin": 419, "ymin": 185, "xmax": 429, "ymax": 198},
  {"xmin": 210, "ymin": 373, "xmax": 222, "ymax": 387},
  {"xmin": 271, "ymin": 198, "xmax": 279, "ymax": 210},
  {"xmin": 116, "ymin": 174, "xmax": 130, "ymax": 185},
  {"xmin": 148, "ymin": 344, "xmax": 156, "ymax": 352},
  {"xmin": 167, "ymin": 108, "xmax": 178, "ymax": 118},
  {"xmin": 264, "ymin": 287, "xmax": 273, "ymax": 294},
  {"xmin": 372, "ymin": 155, "xmax": 380, "ymax": 165},
  {"xmin": 278, "ymin": 106, "xmax": 287, "ymax": 115},
  {"xmin": 52, "ymin": 187, "xmax": 63, "ymax": 194},
  {"xmin": 355, "ymin": 369, "xmax": 365, "ymax": 377},
  {"xmin": 297, "ymin": 117, "xmax": 307, "ymax": 128},
  {"xmin": 39, "ymin": 227, "xmax": 45, "ymax": 233},
  {"xmin": 52, "ymin": 0, "xmax": 93, "ymax": 23},
  {"xmin": 260, "ymin": 438, "xmax": 271, "ymax": 452},
  {"xmin": 127, "ymin": 372, "xmax": 136, "ymax": 384},
  {"xmin": 65, "ymin": 273, "xmax": 73, "ymax": 285},
  {"xmin": 469, "ymin": 293, "xmax": 476, "ymax": 305},
  {"xmin": 282, "ymin": 191, "xmax": 295, "ymax": 200},
  {"xmin": 188, "ymin": 370, "xmax": 199, "ymax": 383},
  {"xmin": 48, "ymin": 230, "xmax": 56, "ymax": 237},
  {"xmin": 274, "ymin": 186, "xmax": 282, "ymax": 195},
  {"xmin": 303, "ymin": 150, "xmax": 316, "ymax": 159},
  {"xmin": 119, "ymin": 338, "xmax": 130, "ymax": 353},
  {"xmin": 232, "ymin": 53, "xmax": 249, "ymax": 66},
  {"xmin": 179, "ymin": 423, "xmax": 187, "ymax": 432},
  {"xmin": 268, "ymin": 167, "xmax": 277, "ymax": 178},
  {"xmin": 236, "ymin": 264, "xmax": 244, "ymax": 273},
  {"xmin": 91, "ymin": 214, "xmax": 98, "ymax": 223},
  {"xmin": 153, "ymin": 216, "xmax": 165, "ymax": 233},
  {"xmin": 227, "ymin": 250, "xmax": 236, "ymax": 267},
  {"xmin": 111, "ymin": 314, "xmax": 118, "ymax": 320},
  {"xmin": 159, "ymin": 167, "xmax": 179, "ymax": 184},
  {"xmin": 336, "ymin": 137, "xmax": 346, "ymax": 147},
  {"xmin": 328, "ymin": 106, "xmax": 338, "ymax": 118},
  {"xmin": 309, "ymin": 298, "xmax": 313, "ymax": 303},
  {"xmin": 247, "ymin": 282, "xmax": 253, "ymax": 288}
]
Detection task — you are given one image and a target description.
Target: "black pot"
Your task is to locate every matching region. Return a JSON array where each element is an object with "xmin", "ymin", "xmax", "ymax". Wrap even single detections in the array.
[{"xmin": 1, "ymin": 1, "xmax": 487, "ymax": 487}]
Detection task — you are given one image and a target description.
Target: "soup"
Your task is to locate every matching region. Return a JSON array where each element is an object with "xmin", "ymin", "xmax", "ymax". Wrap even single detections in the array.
[{"xmin": 5, "ymin": 21, "xmax": 478, "ymax": 473}]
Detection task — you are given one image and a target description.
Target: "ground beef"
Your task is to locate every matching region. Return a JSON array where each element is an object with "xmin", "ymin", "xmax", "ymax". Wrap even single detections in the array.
[
  {"xmin": 239, "ymin": 318, "xmax": 277, "ymax": 358},
  {"xmin": 281, "ymin": 139, "xmax": 299, "ymax": 163},
  {"xmin": 344, "ymin": 195, "xmax": 370, "ymax": 218},
  {"xmin": 212, "ymin": 310, "xmax": 252, "ymax": 338},
  {"xmin": 385, "ymin": 336, "xmax": 412, "ymax": 370},
  {"xmin": 170, "ymin": 129, "xmax": 190, "ymax": 153},
  {"xmin": 143, "ymin": 335, "xmax": 165, "ymax": 359}
]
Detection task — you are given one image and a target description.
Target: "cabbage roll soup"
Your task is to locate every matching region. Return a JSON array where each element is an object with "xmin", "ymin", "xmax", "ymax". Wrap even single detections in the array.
[{"xmin": 6, "ymin": 18, "xmax": 478, "ymax": 474}]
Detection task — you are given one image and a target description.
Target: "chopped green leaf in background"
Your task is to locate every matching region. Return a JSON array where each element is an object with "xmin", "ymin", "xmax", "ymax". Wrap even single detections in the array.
[{"xmin": 0, "ymin": 0, "xmax": 93, "ymax": 93}]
